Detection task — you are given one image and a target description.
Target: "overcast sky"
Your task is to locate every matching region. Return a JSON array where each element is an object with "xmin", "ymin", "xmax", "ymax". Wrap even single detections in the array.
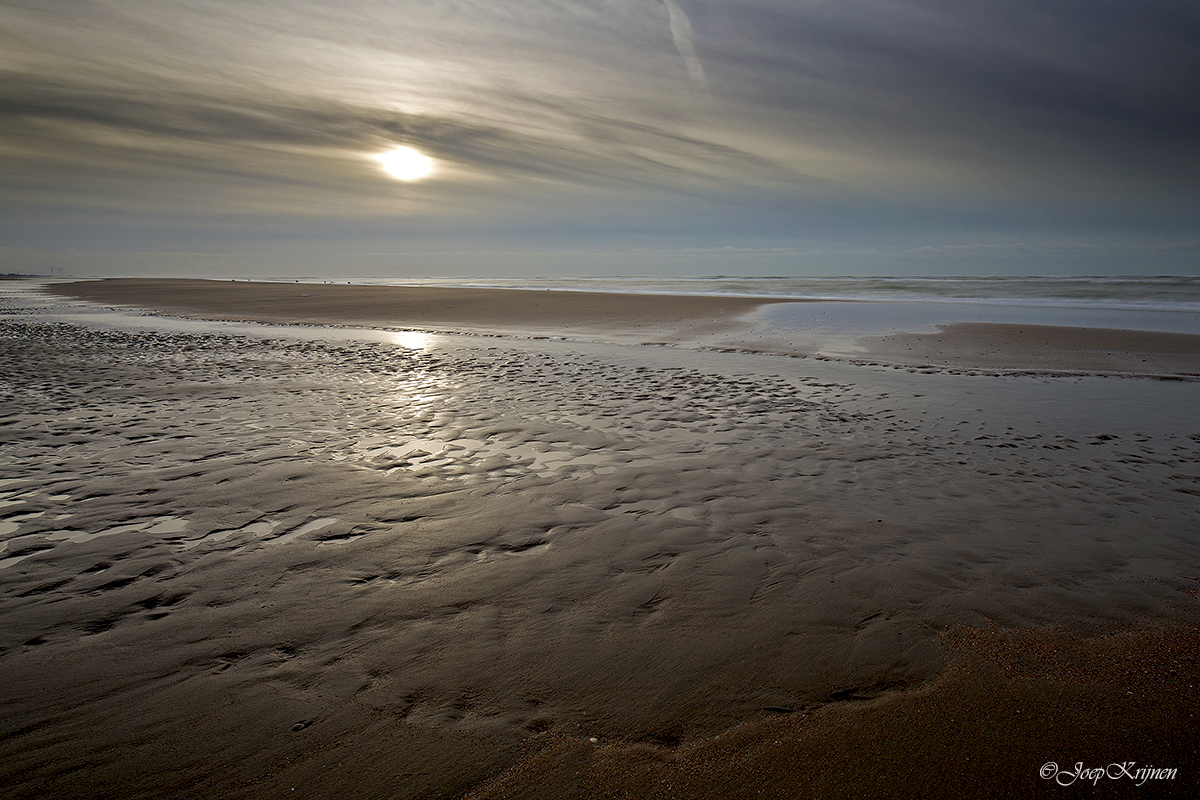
[{"xmin": 2, "ymin": 0, "xmax": 1198, "ymax": 276}]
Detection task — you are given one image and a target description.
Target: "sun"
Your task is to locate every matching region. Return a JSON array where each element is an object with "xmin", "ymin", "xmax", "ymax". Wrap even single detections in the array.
[{"xmin": 374, "ymin": 146, "xmax": 434, "ymax": 181}]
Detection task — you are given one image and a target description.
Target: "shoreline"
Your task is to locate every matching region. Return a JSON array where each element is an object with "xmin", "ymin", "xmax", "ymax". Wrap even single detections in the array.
[{"xmin": 46, "ymin": 278, "xmax": 1200, "ymax": 376}]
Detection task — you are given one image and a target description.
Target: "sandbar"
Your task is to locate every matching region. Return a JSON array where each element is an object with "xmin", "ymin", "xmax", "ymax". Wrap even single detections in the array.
[
  {"xmin": 857, "ymin": 321, "xmax": 1200, "ymax": 375},
  {"xmin": 46, "ymin": 278, "xmax": 789, "ymax": 340}
]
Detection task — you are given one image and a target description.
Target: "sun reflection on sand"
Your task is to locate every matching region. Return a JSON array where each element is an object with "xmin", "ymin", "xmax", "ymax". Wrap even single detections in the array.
[{"xmin": 390, "ymin": 330, "xmax": 432, "ymax": 350}]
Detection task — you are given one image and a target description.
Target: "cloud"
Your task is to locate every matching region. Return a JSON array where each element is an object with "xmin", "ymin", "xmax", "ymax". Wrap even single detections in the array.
[
  {"xmin": 0, "ymin": 64, "xmax": 792, "ymax": 222},
  {"xmin": 662, "ymin": 0, "xmax": 708, "ymax": 89}
]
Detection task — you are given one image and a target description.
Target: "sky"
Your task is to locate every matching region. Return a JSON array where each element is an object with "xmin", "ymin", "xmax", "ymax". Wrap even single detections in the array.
[{"xmin": 2, "ymin": 0, "xmax": 1198, "ymax": 277}]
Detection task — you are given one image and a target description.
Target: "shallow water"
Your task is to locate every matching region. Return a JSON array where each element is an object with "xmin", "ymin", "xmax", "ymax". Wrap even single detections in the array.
[{"xmin": 730, "ymin": 300, "xmax": 1200, "ymax": 360}]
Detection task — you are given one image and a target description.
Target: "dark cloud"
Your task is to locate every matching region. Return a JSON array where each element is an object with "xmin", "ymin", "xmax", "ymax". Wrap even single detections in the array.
[{"xmin": 689, "ymin": 1, "xmax": 1200, "ymax": 180}]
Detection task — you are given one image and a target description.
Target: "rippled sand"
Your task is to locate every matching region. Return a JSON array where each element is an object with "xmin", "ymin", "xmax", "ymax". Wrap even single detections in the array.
[{"xmin": 2, "ymin": 281, "xmax": 1199, "ymax": 798}]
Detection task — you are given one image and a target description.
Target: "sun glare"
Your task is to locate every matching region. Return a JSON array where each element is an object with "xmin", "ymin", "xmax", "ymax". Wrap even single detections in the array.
[
  {"xmin": 374, "ymin": 146, "xmax": 434, "ymax": 181},
  {"xmin": 391, "ymin": 330, "xmax": 432, "ymax": 350}
]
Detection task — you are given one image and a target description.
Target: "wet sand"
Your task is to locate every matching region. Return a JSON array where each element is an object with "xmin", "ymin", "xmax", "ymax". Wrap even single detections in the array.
[{"xmin": 3, "ymin": 280, "xmax": 1200, "ymax": 798}]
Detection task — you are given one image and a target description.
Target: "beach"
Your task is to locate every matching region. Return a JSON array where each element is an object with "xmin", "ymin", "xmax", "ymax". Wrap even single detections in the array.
[{"xmin": 3, "ymin": 279, "xmax": 1200, "ymax": 798}]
